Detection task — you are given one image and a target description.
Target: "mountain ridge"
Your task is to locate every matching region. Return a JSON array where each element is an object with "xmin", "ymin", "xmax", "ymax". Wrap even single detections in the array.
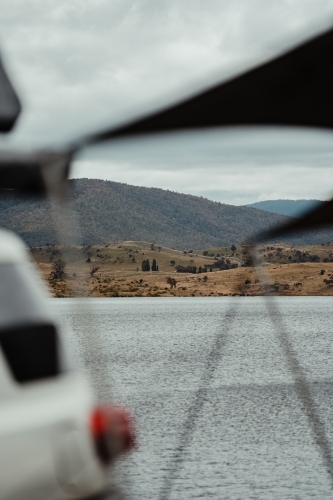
[
  {"xmin": 0, "ymin": 179, "xmax": 331, "ymax": 249},
  {"xmin": 246, "ymin": 199, "xmax": 324, "ymax": 217}
]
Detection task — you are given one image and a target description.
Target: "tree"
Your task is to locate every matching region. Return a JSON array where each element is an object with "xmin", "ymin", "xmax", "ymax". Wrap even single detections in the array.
[
  {"xmin": 203, "ymin": 250, "xmax": 208, "ymax": 256},
  {"xmin": 231, "ymin": 244, "xmax": 237, "ymax": 254},
  {"xmin": 152, "ymin": 259, "xmax": 157, "ymax": 271},
  {"xmin": 175, "ymin": 265, "xmax": 196, "ymax": 274},
  {"xmin": 170, "ymin": 260, "xmax": 175, "ymax": 266},
  {"xmin": 50, "ymin": 259, "xmax": 66, "ymax": 280},
  {"xmin": 166, "ymin": 277, "xmax": 177, "ymax": 288},
  {"xmin": 142, "ymin": 259, "xmax": 150, "ymax": 271},
  {"xmin": 198, "ymin": 266, "xmax": 202, "ymax": 273}
]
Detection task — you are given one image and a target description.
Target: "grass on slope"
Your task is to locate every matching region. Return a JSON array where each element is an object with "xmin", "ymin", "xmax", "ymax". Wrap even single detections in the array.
[{"xmin": 30, "ymin": 241, "xmax": 333, "ymax": 298}]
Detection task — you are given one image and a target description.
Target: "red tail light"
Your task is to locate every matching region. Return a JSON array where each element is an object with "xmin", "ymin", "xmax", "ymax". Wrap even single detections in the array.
[{"xmin": 90, "ymin": 405, "xmax": 136, "ymax": 463}]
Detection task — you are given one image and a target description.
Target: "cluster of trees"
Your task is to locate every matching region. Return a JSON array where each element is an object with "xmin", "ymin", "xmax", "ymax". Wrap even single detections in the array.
[
  {"xmin": 152, "ymin": 259, "xmax": 158, "ymax": 271},
  {"xmin": 175, "ymin": 265, "xmax": 197, "ymax": 274},
  {"xmin": 50, "ymin": 259, "xmax": 66, "ymax": 280},
  {"xmin": 198, "ymin": 266, "xmax": 211, "ymax": 273},
  {"xmin": 142, "ymin": 259, "xmax": 159, "ymax": 271},
  {"xmin": 264, "ymin": 247, "xmax": 324, "ymax": 264},
  {"xmin": 213, "ymin": 259, "xmax": 238, "ymax": 270},
  {"xmin": 293, "ymin": 250, "xmax": 320, "ymax": 262}
]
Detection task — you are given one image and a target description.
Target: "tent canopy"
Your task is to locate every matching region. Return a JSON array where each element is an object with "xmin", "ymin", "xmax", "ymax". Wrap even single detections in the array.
[{"xmin": 77, "ymin": 26, "xmax": 333, "ymax": 148}]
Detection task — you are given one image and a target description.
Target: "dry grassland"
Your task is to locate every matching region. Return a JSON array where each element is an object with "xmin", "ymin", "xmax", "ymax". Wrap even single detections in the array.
[{"xmin": 30, "ymin": 241, "xmax": 333, "ymax": 298}]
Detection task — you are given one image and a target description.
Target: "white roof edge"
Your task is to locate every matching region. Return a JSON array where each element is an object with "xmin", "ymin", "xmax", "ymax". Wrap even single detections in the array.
[{"xmin": 0, "ymin": 229, "xmax": 28, "ymax": 263}]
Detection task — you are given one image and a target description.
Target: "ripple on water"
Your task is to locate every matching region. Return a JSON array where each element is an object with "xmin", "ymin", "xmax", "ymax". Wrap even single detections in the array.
[{"xmin": 51, "ymin": 297, "xmax": 333, "ymax": 499}]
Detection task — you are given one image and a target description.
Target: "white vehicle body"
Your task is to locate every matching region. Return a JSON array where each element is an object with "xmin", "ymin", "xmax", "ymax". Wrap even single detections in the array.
[{"xmin": 0, "ymin": 230, "xmax": 109, "ymax": 500}]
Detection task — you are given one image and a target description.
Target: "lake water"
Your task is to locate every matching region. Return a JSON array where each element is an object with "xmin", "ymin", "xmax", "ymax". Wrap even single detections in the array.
[{"xmin": 51, "ymin": 297, "xmax": 333, "ymax": 499}]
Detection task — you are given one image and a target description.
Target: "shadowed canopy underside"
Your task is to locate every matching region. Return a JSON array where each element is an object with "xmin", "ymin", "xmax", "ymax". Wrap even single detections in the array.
[{"xmin": 78, "ymin": 26, "xmax": 333, "ymax": 147}]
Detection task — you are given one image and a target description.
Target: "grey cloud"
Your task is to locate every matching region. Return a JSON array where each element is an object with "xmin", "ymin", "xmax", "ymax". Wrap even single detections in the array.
[{"xmin": 76, "ymin": 127, "xmax": 333, "ymax": 167}]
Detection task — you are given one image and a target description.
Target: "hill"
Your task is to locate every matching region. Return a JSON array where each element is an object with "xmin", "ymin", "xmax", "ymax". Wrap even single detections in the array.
[
  {"xmin": 31, "ymin": 240, "xmax": 333, "ymax": 298},
  {"xmin": 246, "ymin": 199, "xmax": 324, "ymax": 217},
  {"xmin": 0, "ymin": 179, "xmax": 331, "ymax": 249}
]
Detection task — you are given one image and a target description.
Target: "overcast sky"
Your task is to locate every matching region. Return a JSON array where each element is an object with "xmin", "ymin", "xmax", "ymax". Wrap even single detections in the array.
[{"xmin": 2, "ymin": 0, "xmax": 333, "ymax": 204}]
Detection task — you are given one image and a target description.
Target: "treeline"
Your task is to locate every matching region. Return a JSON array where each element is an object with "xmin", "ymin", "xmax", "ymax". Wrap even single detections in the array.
[
  {"xmin": 2, "ymin": 179, "xmax": 333, "ymax": 249},
  {"xmin": 0, "ymin": 179, "xmax": 296, "ymax": 249},
  {"xmin": 142, "ymin": 259, "xmax": 159, "ymax": 271}
]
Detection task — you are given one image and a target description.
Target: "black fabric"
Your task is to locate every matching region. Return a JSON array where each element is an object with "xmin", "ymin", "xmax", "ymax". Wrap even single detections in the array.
[
  {"xmin": 76, "ymin": 26, "xmax": 333, "ymax": 148},
  {"xmin": 254, "ymin": 198, "xmax": 333, "ymax": 242},
  {"xmin": 0, "ymin": 164, "xmax": 46, "ymax": 194},
  {"xmin": 0, "ymin": 57, "xmax": 21, "ymax": 133},
  {"xmin": 0, "ymin": 151, "xmax": 72, "ymax": 195},
  {"xmin": 0, "ymin": 323, "xmax": 59, "ymax": 383}
]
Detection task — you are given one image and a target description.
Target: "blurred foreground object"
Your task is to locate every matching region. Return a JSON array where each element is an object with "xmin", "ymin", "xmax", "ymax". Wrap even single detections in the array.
[
  {"xmin": 0, "ymin": 57, "xmax": 20, "ymax": 133},
  {"xmin": 90, "ymin": 406, "xmax": 136, "ymax": 463},
  {"xmin": 0, "ymin": 229, "xmax": 134, "ymax": 500}
]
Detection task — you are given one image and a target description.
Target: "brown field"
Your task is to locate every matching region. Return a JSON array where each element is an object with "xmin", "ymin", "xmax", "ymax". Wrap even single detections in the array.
[{"xmin": 30, "ymin": 241, "xmax": 333, "ymax": 298}]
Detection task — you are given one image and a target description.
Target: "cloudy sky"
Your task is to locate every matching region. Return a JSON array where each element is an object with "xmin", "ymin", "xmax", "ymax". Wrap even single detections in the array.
[{"xmin": 2, "ymin": 0, "xmax": 333, "ymax": 204}]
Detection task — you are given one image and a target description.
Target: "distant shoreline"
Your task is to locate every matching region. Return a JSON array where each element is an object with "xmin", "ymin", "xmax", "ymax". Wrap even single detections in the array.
[{"xmin": 31, "ymin": 241, "xmax": 333, "ymax": 298}]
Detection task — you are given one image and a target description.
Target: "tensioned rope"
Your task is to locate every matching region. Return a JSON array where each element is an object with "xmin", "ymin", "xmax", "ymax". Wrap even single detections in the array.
[
  {"xmin": 52, "ymin": 195, "xmax": 127, "ymax": 498},
  {"xmin": 264, "ymin": 295, "xmax": 333, "ymax": 481},
  {"xmin": 251, "ymin": 245, "xmax": 333, "ymax": 487},
  {"xmin": 158, "ymin": 302, "xmax": 238, "ymax": 500}
]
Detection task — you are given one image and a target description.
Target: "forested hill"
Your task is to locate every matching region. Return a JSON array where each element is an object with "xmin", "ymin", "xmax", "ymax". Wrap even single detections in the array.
[
  {"xmin": 0, "ymin": 179, "xmax": 331, "ymax": 249},
  {"xmin": 246, "ymin": 199, "xmax": 324, "ymax": 217}
]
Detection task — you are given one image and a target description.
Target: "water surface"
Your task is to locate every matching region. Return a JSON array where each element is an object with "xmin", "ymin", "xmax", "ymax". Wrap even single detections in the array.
[{"xmin": 51, "ymin": 297, "xmax": 333, "ymax": 499}]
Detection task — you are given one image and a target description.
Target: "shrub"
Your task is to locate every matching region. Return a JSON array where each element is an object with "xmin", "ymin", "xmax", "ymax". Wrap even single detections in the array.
[{"xmin": 50, "ymin": 259, "xmax": 67, "ymax": 280}]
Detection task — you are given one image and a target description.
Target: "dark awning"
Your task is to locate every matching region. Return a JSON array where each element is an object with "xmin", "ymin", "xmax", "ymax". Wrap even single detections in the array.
[
  {"xmin": 254, "ymin": 197, "xmax": 333, "ymax": 242},
  {"xmin": 75, "ymin": 26, "xmax": 333, "ymax": 149},
  {"xmin": 0, "ymin": 57, "xmax": 21, "ymax": 133}
]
